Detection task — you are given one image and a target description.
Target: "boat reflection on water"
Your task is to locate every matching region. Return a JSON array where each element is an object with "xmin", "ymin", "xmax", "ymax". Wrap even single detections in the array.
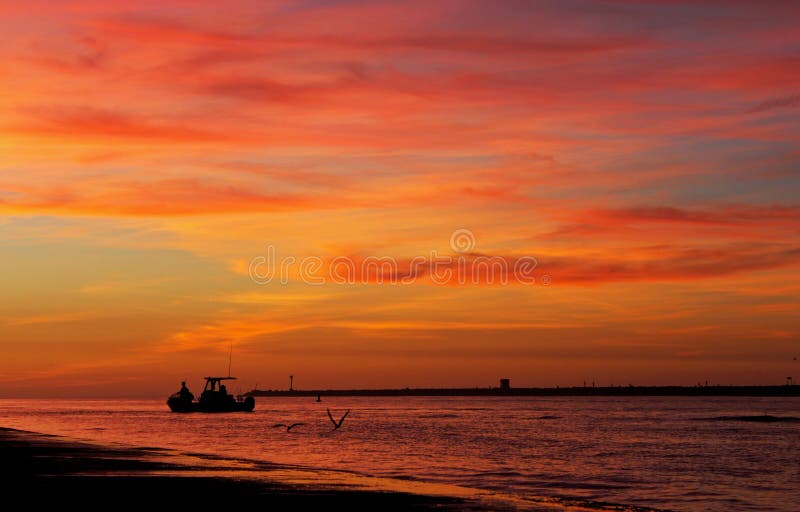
[{"xmin": 167, "ymin": 377, "xmax": 255, "ymax": 413}]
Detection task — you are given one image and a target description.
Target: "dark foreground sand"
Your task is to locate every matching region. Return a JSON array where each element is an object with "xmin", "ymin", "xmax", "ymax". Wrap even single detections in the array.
[
  {"xmin": 0, "ymin": 427, "xmax": 478, "ymax": 509},
  {"xmin": 0, "ymin": 427, "xmax": 662, "ymax": 511}
]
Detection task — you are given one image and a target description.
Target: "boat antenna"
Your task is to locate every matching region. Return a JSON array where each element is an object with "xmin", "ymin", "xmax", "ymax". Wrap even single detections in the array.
[{"xmin": 227, "ymin": 342, "xmax": 233, "ymax": 377}]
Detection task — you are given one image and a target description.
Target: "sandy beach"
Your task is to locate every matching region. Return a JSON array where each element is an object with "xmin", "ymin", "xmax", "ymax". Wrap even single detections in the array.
[{"xmin": 0, "ymin": 427, "xmax": 497, "ymax": 509}]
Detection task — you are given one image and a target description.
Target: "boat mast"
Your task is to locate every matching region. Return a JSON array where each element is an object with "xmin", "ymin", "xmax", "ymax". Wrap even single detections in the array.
[{"xmin": 227, "ymin": 342, "xmax": 233, "ymax": 378}]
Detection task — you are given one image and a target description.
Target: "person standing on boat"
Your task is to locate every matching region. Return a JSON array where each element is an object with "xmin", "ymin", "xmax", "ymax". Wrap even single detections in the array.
[{"xmin": 179, "ymin": 381, "xmax": 194, "ymax": 401}]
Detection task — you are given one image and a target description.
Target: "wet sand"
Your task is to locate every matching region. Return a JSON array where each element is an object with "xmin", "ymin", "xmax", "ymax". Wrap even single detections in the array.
[
  {"xmin": 0, "ymin": 427, "xmax": 487, "ymax": 509},
  {"xmin": 1, "ymin": 427, "xmax": 661, "ymax": 511}
]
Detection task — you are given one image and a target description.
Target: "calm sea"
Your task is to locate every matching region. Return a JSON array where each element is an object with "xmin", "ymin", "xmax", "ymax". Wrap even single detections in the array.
[{"xmin": 1, "ymin": 396, "xmax": 798, "ymax": 511}]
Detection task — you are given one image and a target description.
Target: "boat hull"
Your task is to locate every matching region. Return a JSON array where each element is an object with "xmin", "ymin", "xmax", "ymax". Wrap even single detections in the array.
[{"xmin": 167, "ymin": 395, "xmax": 255, "ymax": 413}]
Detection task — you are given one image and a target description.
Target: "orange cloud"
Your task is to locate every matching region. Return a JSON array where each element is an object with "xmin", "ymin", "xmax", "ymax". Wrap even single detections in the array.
[
  {"xmin": 14, "ymin": 106, "xmax": 229, "ymax": 142},
  {"xmin": 592, "ymin": 205, "xmax": 800, "ymax": 226},
  {"xmin": 0, "ymin": 178, "xmax": 324, "ymax": 216}
]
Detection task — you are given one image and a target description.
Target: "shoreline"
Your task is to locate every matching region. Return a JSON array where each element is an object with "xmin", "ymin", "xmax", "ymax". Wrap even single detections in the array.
[
  {"xmin": 0, "ymin": 426, "xmax": 665, "ymax": 511},
  {"xmin": 1, "ymin": 426, "xmax": 494, "ymax": 508},
  {"xmin": 2, "ymin": 427, "xmax": 555, "ymax": 510}
]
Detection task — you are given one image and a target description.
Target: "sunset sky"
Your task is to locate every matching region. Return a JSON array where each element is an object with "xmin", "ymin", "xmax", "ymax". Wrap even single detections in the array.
[{"xmin": 2, "ymin": 1, "xmax": 799, "ymax": 397}]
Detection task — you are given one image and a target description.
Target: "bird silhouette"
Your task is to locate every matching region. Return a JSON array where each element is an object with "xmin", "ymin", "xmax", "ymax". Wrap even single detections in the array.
[
  {"xmin": 326, "ymin": 408, "xmax": 350, "ymax": 430},
  {"xmin": 272, "ymin": 422, "xmax": 305, "ymax": 432}
]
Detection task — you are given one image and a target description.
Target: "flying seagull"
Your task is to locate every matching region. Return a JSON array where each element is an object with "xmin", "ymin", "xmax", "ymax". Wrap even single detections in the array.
[
  {"xmin": 272, "ymin": 422, "xmax": 305, "ymax": 432},
  {"xmin": 326, "ymin": 408, "xmax": 350, "ymax": 431}
]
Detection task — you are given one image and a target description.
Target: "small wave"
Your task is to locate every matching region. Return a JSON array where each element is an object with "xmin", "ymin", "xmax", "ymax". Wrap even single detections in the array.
[
  {"xmin": 467, "ymin": 470, "xmax": 525, "ymax": 478},
  {"xmin": 418, "ymin": 413, "xmax": 460, "ymax": 418},
  {"xmin": 589, "ymin": 451, "xmax": 618, "ymax": 457},
  {"xmin": 536, "ymin": 495, "xmax": 670, "ymax": 512},
  {"xmin": 537, "ymin": 415, "xmax": 561, "ymax": 420},
  {"xmin": 534, "ymin": 480, "xmax": 629, "ymax": 491},
  {"xmin": 697, "ymin": 415, "xmax": 800, "ymax": 423}
]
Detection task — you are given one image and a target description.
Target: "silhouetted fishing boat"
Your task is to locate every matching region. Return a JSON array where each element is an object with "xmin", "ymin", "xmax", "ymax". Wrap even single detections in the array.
[{"xmin": 167, "ymin": 377, "xmax": 255, "ymax": 413}]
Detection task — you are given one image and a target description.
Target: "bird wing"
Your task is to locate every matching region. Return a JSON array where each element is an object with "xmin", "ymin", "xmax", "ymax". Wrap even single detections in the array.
[
  {"xmin": 288, "ymin": 422, "xmax": 305, "ymax": 430},
  {"xmin": 326, "ymin": 408, "xmax": 337, "ymax": 427},
  {"xmin": 272, "ymin": 423, "xmax": 286, "ymax": 428},
  {"xmin": 338, "ymin": 409, "xmax": 351, "ymax": 427}
]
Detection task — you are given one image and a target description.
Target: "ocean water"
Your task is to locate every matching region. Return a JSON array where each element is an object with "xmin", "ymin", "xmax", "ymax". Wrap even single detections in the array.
[{"xmin": 1, "ymin": 396, "xmax": 798, "ymax": 511}]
